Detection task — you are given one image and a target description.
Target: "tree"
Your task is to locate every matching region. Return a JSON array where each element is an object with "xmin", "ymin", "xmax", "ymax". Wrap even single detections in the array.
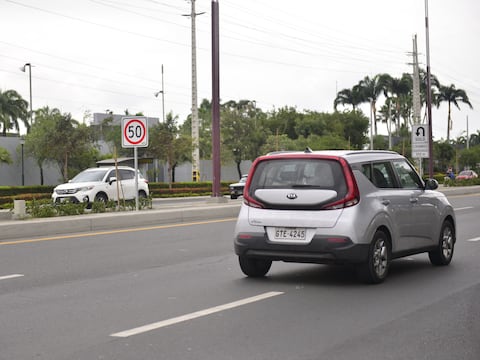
[
  {"xmin": 25, "ymin": 107, "xmax": 97, "ymax": 182},
  {"xmin": 333, "ymin": 87, "xmax": 363, "ymax": 112},
  {"xmin": 149, "ymin": 112, "xmax": 192, "ymax": 186},
  {"xmin": 264, "ymin": 106, "xmax": 301, "ymax": 140},
  {"xmin": 357, "ymin": 75, "xmax": 383, "ymax": 136},
  {"xmin": 24, "ymin": 106, "xmax": 62, "ymax": 184},
  {"xmin": 0, "ymin": 146, "xmax": 12, "ymax": 164},
  {"xmin": 433, "ymin": 141, "xmax": 455, "ymax": 173},
  {"xmin": 221, "ymin": 100, "xmax": 267, "ymax": 178},
  {"xmin": 435, "ymin": 84, "xmax": 473, "ymax": 142},
  {"xmin": 378, "ymin": 73, "xmax": 411, "ymax": 148},
  {"xmin": 0, "ymin": 89, "xmax": 28, "ymax": 136}
]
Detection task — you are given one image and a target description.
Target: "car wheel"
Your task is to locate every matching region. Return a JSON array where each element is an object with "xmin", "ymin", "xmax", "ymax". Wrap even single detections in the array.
[
  {"xmin": 94, "ymin": 193, "xmax": 108, "ymax": 203},
  {"xmin": 428, "ymin": 220, "xmax": 455, "ymax": 266},
  {"xmin": 230, "ymin": 194, "xmax": 237, "ymax": 200},
  {"xmin": 239, "ymin": 256, "xmax": 272, "ymax": 277},
  {"xmin": 357, "ymin": 230, "xmax": 390, "ymax": 284}
]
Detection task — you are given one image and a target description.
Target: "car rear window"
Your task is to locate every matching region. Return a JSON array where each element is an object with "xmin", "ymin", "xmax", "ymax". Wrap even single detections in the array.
[{"xmin": 248, "ymin": 158, "xmax": 347, "ymax": 205}]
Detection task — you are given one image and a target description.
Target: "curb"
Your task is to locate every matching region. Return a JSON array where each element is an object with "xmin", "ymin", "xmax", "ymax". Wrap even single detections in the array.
[{"xmin": 0, "ymin": 202, "xmax": 241, "ymax": 241}]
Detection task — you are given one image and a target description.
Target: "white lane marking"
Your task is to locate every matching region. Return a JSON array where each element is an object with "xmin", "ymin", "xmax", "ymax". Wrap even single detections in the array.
[
  {"xmin": 0, "ymin": 274, "xmax": 24, "ymax": 281},
  {"xmin": 111, "ymin": 291, "xmax": 284, "ymax": 338},
  {"xmin": 455, "ymin": 207, "xmax": 473, "ymax": 211},
  {"xmin": 467, "ymin": 237, "xmax": 480, "ymax": 242}
]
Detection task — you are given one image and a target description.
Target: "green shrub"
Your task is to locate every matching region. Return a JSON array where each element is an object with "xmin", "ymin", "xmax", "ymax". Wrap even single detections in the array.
[
  {"xmin": 56, "ymin": 201, "xmax": 86, "ymax": 216},
  {"xmin": 27, "ymin": 199, "xmax": 57, "ymax": 218}
]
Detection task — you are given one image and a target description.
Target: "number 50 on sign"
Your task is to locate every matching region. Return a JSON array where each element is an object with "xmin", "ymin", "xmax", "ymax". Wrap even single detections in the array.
[{"xmin": 122, "ymin": 117, "xmax": 149, "ymax": 148}]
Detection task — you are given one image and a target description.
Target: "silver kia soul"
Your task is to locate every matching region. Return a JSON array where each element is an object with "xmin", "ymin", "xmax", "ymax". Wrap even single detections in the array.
[{"xmin": 233, "ymin": 150, "xmax": 456, "ymax": 283}]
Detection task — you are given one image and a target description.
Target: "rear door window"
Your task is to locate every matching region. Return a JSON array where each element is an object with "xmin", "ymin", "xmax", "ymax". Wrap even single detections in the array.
[{"xmin": 362, "ymin": 162, "xmax": 396, "ymax": 188}]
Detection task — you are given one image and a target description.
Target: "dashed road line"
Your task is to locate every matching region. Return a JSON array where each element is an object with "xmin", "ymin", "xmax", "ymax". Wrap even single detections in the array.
[
  {"xmin": 467, "ymin": 237, "xmax": 480, "ymax": 242},
  {"xmin": 454, "ymin": 206, "xmax": 473, "ymax": 211},
  {"xmin": 0, "ymin": 274, "xmax": 24, "ymax": 281},
  {"xmin": 111, "ymin": 291, "xmax": 284, "ymax": 338}
]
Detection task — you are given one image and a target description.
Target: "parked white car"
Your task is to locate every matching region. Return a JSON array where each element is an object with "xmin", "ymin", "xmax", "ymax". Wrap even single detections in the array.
[{"xmin": 52, "ymin": 166, "xmax": 149, "ymax": 205}]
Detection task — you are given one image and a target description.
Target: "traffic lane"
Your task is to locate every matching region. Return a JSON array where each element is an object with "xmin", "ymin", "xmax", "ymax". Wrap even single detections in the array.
[
  {"xmin": 1, "ymin": 203, "xmax": 480, "ymax": 359},
  {"xmin": 3, "ymin": 236, "xmax": 479, "ymax": 360},
  {"xmin": 320, "ymin": 283, "xmax": 480, "ymax": 360},
  {"xmin": 0, "ymin": 218, "xmax": 236, "ymax": 294},
  {"xmin": 448, "ymin": 194, "xmax": 480, "ymax": 242},
  {"xmin": 48, "ymin": 255, "xmax": 480, "ymax": 360}
]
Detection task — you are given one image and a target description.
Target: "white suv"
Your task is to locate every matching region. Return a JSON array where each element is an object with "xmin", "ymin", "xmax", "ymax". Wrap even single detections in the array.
[
  {"xmin": 52, "ymin": 166, "xmax": 149, "ymax": 205},
  {"xmin": 233, "ymin": 150, "xmax": 456, "ymax": 283}
]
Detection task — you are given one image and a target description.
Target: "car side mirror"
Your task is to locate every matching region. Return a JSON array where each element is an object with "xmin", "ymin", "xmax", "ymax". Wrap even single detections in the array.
[
  {"xmin": 424, "ymin": 178, "xmax": 438, "ymax": 190},
  {"xmin": 109, "ymin": 176, "xmax": 117, "ymax": 185}
]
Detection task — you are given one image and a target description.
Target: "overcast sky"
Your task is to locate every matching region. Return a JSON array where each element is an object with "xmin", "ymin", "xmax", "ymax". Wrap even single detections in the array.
[{"xmin": 1, "ymin": 0, "xmax": 479, "ymax": 141}]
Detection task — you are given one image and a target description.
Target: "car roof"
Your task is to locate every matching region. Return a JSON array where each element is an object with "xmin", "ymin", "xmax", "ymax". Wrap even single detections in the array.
[
  {"xmin": 83, "ymin": 166, "xmax": 134, "ymax": 171},
  {"xmin": 263, "ymin": 150, "xmax": 404, "ymax": 164}
]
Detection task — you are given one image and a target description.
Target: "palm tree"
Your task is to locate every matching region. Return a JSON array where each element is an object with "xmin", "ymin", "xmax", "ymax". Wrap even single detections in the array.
[
  {"xmin": 357, "ymin": 75, "xmax": 383, "ymax": 136},
  {"xmin": 419, "ymin": 69, "xmax": 440, "ymax": 122},
  {"xmin": 0, "ymin": 89, "xmax": 29, "ymax": 136},
  {"xmin": 435, "ymin": 84, "xmax": 473, "ymax": 142},
  {"xmin": 333, "ymin": 87, "xmax": 363, "ymax": 111},
  {"xmin": 379, "ymin": 74, "xmax": 412, "ymax": 133}
]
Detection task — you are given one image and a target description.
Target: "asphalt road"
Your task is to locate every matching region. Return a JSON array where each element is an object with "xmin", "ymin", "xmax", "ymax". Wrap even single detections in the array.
[{"xmin": 0, "ymin": 193, "xmax": 479, "ymax": 359}]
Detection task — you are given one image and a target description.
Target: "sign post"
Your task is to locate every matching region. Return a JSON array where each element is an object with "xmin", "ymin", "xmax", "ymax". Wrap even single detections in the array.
[
  {"xmin": 122, "ymin": 117, "xmax": 149, "ymax": 211},
  {"xmin": 412, "ymin": 124, "xmax": 429, "ymax": 178}
]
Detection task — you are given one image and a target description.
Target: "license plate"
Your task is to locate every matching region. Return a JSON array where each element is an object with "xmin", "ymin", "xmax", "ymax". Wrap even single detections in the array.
[{"xmin": 274, "ymin": 227, "xmax": 306, "ymax": 241}]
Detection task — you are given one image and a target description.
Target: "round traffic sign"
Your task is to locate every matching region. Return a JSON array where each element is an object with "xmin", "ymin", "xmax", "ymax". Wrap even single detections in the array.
[{"xmin": 122, "ymin": 118, "xmax": 148, "ymax": 147}]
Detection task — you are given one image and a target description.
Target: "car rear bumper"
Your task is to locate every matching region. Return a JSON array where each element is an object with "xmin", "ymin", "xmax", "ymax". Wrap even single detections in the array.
[{"xmin": 234, "ymin": 233, "xmax": 370, "ymax": 265}]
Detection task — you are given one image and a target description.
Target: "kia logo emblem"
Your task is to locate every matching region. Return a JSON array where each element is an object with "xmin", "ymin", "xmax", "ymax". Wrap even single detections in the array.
[{"xmin": 286, "ymin": 193, "xmax": 298, "ymax": 200}]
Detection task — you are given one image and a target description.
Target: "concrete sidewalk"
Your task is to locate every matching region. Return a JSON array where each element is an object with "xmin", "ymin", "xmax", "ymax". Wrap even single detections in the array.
[{"xmin": 0, "ymin": 185, "xmax": 479, "ymax": 241}]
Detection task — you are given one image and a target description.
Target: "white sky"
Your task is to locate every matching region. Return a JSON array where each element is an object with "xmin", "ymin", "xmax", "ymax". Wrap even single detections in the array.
[{"xmin": 1, "ymin": 0, "xmax": 479, "ymax": 141}]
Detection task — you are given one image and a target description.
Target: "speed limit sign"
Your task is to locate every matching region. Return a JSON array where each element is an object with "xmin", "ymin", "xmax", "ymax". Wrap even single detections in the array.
[{"xmin": 122, "ymin": 117, "xmax": 149, "ymax": 148}]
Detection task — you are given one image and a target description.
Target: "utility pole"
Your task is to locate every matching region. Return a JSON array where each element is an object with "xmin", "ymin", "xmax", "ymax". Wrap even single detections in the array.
[
  {"xmin": 211, "ymin": 0, "xmax": 221, "ymax": 198},
  {"xmin": 184, "ymin": 0, "xmax": 205, "ymax": 182},
  {"xmin": 409, "ymin": 34, "xmax": 423, "ymax": 176},
  {"xmin": 425, "ymin": 0, "xmax": 434, "ymax": 178},
  {"xmin": 411, "ymin": 35, "xmax": 421, "ymax": 125}
]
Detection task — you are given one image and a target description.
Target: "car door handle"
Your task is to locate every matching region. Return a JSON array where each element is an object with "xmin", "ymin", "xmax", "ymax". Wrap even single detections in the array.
[
  {"xmin": 381, "ymin": 199, "xmax": 390, "ymax": 205},
  {"xmin": 410, "ymin": 198, "xmax": 418, "ymax": 203}
]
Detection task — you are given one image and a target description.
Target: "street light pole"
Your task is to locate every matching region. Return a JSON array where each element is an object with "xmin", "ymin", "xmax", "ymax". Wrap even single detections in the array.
[
  {"xmin": 20, "ymin": 138, "xmax": 25, "ymax": 186},
  {"xmin": 424, "ymin": 0, "xmax": 434, "ymax": 178},
  {"xmin": 20, "ymin": 63, "xmax": 33, "ymax": 127},
  {"xmin": 154, "ymin": 65, "xmax": 165, "ymax": 123}
]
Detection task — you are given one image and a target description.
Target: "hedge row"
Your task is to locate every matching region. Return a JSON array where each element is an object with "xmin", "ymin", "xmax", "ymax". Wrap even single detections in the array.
[{"xmin": 0, "ymin": 182, "xmax": 232, "ymax": 208}]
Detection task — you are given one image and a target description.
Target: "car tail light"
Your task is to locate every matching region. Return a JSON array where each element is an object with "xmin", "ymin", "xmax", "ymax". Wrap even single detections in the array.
[
  {"xmin": 321, "ymin": 158, "xmax": 360, "ymax": 210},
  {"xmin": 243, "ymin": 195, "xmax": 264, "ymax": 208}
]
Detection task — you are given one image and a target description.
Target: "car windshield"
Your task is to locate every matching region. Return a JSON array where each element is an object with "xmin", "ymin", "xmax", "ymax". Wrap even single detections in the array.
[
  {"xmin": 458, "ymin": 171, "xmax": 470, "ymax": 176},
  {"xmin": 70, "ymin": 169, "xmax": 108, "ymax": 183}
]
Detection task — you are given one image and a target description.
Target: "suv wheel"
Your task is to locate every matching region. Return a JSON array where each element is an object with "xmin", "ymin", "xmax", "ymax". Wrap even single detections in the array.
[
  {"xmin": 428, "ymin": 220, "xmax": 454, "ymax": 266},
  {"xmin": 239, "ymin": 256, "xmax": 272, "ymax": 277},
  {"xmin": 230, "ymin": 194, "xmax": 237, "ymax": 200},
  {"xmin": 94, "ymin": 193, "xmax": 108, "ymax": 203},
  {"xmin": 357, "ymin": 230, "xmax": 390, "ymax": 284}
]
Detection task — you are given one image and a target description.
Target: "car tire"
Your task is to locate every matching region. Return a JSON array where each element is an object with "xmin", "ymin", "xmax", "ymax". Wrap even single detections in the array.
[
  {"xmin": 94, "ymin": 193, "xmax": 108, "ymax": 204},
  {"xmin": 357, "ymin": 230, "xmax": 390, "ymax": 284},
  {"xmin": 428, "ymin": 220, "xmax": 455, "ymax": 266},
  {"xmin": 230, "ymin": 194, "xmax": 237, "ymax": 200},
  {"xmin": 239, "ymin": 256, "xmax": 272, "ymax": 277}
]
